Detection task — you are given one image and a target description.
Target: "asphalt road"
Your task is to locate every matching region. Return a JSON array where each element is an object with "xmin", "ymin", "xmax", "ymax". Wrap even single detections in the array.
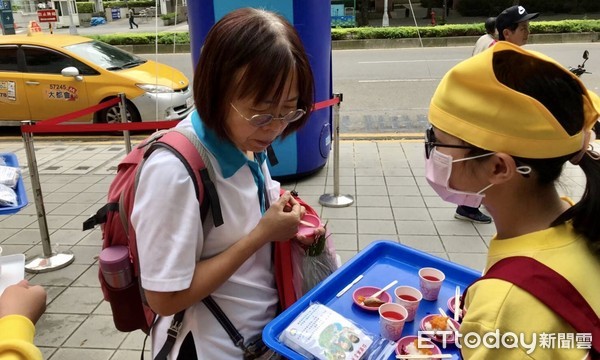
[
  {"xmin": 2, "ymin": 43, "xmax": 599, "ymax": 139},
  {"xmin": 145, "ymin": 43, "xmax": 600, "ymax": 136}
]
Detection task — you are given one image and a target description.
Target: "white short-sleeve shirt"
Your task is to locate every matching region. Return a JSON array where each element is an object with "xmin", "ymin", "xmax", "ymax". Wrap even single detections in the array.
[{"xmin": 131, "ymin": 113, "xmax": 281, "ymax": 359}]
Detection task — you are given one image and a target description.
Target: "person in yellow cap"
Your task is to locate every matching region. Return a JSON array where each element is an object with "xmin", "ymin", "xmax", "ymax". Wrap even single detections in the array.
[{"xmin": 426, "ymin": 41, "xmax": 600, "ymax": 358}]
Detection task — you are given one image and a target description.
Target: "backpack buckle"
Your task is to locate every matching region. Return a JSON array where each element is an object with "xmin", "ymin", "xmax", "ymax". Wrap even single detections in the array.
[{"xmin": 167, "ymin": 319, "xmax": 183, "ymax": 339}]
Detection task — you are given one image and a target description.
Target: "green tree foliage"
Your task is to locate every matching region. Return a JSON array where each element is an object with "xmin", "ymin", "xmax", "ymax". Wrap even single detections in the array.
[
  {"xmin": 76, "ymin": 2, "xmax": 94, "ymax": 13},
  {"xmin": 103, "ymin": 1, "xmax": 155, "ymax": 8},
  {"xmin": 331, "ymin": 19, "xmax": 600, "ymax": 39},
  {"xmin": 84, "ymin": 19, "xmax": 600, "ymax": 44},
  {"xmin": 456, "ymin": 0, "xmax": 600, "ymax": 16}
]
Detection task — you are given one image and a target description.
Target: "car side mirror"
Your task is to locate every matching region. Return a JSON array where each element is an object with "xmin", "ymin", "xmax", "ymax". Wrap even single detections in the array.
[{"xmin": 61, "ymin": 66, "xmax": 83, "ymax": 81}]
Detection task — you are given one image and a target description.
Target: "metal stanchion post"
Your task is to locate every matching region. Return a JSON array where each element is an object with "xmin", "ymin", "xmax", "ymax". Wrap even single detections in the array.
[
  {"xmin": 319, "ymin": 94, "xmax": 354, "ymax": 208},
  {"xmin": 21, "ymin": 121, "xmax": 75, "ymax": 273},
  {"xmin": 119, "ymin": 93, "xmax": 132, "ymax": 154}
]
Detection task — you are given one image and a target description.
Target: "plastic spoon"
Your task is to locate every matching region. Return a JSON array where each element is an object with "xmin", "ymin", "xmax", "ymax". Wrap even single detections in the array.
[{"xmin": 362, "ymin": 280, "xmax": 398, "ymax": 306}]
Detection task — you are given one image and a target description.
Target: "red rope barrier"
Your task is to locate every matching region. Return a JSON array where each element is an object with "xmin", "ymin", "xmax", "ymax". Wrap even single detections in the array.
[
  {"xmin": 22, "ymin": 96, "xmax": 342, "ymax": 134},
  {"xmin": 313, "ymin": 97, "xmax": 340, "ymax": 111},
  {"xmin": 21, "ymin": 120, "xmax": 180, "ymax": 133},
  {"xmin": 41, "ymin": 98, "xmax": 121, "ymax": 126}
]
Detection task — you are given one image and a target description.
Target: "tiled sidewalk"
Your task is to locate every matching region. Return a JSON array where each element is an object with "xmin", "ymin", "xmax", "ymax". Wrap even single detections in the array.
[{"xmin": 0, "ymin": 139, "xmax": 585, "ymax": 359}]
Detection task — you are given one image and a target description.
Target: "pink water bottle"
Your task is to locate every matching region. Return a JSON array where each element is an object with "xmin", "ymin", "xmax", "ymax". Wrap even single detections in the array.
[{"xmin": 99, "ymin": 246, "xmax": 133, "ymax": 289}]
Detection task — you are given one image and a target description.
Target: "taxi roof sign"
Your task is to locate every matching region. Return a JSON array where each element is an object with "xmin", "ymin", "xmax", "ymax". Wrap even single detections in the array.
[{"xmin": 27, "ymin": 20, "xmax": 43, "ymax": 35}]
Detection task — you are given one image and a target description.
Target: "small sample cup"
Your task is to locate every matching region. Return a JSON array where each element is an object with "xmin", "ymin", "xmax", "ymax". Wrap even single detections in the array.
[
  {"xmin": 418, "ymin": 267, "xmax": 445, "ymax": 301},
  {"xmin": 394, "ymin": 285, "xmax": 423, "ymax": 322},
  {"xmin": 378, "ymin": 302, "xmax": 408, "ymax": 341}
]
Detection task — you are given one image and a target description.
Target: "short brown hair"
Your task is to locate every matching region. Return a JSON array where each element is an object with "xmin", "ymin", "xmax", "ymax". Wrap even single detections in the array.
[{"xmin": 193, "ymin": 8, "xmax": 314, "ymax": 139}]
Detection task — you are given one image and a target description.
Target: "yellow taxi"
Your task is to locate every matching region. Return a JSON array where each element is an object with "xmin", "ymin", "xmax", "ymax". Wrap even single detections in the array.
[{"xmin": 0, "ymin": 33, "xmax": 194, "ymax": 124}]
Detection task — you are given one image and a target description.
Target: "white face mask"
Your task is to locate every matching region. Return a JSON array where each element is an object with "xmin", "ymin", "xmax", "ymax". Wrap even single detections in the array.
[{"xmin": 425, "ymin": 148, "xmax": 495, "ymax": 208}]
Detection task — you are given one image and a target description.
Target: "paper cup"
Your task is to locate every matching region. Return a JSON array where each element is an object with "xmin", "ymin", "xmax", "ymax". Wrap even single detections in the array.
[
  {"xmin": 394, "ymin": 285, "xmax": 422, "ymax": 322},
  {"xmin": 418, "ymin": 267, "xmax": 445, "ymax": 301},
  {"xmin": 378, "ymin": 302, "xmax": 408, "ymax": 341}
]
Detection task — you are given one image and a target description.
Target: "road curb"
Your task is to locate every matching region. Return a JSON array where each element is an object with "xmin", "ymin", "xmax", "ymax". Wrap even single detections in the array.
[
  {"xmin": 331, "ymin": 32, "xmax": 599, "ymax": 50},
  {"xmin": 339, "ymin": 132, "xmax": 423, "ymax": 141},
  {"xmin": 113, "ymin": 32, "xmax": 599, "ymax": 54}
]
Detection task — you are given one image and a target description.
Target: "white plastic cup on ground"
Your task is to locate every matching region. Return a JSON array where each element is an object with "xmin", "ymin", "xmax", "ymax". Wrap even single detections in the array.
[
  {"xmin": 418, "ymin": 267, "xmax": 445, "ymax": 301},
  {"xmin": 378, "ymin": 302, "xmax": 408, "ymax": 341},
  {"xmin": 394, "ymin": 285, "xmax": 423, "ymax": 322}
]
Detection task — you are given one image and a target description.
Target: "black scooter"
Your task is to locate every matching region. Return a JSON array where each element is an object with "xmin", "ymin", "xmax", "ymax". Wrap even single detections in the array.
[
  {"xmin": 570, "ymin": 50, "xmax": 598, "ymax": 135},
  {"xmin": 569, "ymin": 50, "xmax": 591, "ymax": 77}
]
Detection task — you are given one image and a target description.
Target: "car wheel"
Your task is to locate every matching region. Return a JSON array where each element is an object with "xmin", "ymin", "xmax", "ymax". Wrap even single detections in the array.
[{"xmin": 96, "ymin": 99, "xmax": 141, "ymax": 124}]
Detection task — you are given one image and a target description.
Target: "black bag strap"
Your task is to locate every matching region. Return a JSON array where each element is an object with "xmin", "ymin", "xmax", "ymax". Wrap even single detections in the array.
[
  {"xmin": 203, "ymin": 296, "xmax": 267, "ymax": 360},
  {"xmin": 203, "ymin": 296, "xmax": 245, "ymax": 349},
  {"xmin": 153, "ymin": 310, "xmax": 185, "ymax": 360}
]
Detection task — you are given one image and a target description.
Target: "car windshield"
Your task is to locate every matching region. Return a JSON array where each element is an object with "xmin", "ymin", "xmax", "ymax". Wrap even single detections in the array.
[{"xmin": 64, "ymin": 40, "xmax": 147, "ymax": 70}]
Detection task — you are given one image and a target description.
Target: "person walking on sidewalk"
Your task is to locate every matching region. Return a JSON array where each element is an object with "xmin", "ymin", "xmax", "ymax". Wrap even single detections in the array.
[
  {"xmin": 453, "ymin": 17, "xmax": 499, "ymax": 224},
  {"xmin": 495, "ymin": 5, "xmax": 539, "ymax": 46},
  {"xmin": 472, "ymin": 17, "xmax": 497, "ymax": 56},
  {"xmin": 128, "ymin": 7, "xmax": 138, "ymax": 29},
  {"xmin": 426, "ymin": 41, "xmax": 600, "ymax": 359},
  {"xmin": 455, "ymin": 7, "xmax": 540, "ymax": 224}
]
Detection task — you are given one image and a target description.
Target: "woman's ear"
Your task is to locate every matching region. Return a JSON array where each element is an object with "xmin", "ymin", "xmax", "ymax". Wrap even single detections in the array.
[{"xmin": 487, "ymin": 153, "xmax": 517, "ymax": 185}]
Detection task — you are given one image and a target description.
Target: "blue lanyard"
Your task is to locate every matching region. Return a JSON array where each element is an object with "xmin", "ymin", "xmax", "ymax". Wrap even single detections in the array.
[{"xmin": 247, "ymin": 158, "xmax": 266, "ymax": 214}]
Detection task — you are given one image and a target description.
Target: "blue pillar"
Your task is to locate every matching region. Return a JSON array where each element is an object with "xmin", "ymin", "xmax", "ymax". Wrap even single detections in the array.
[
  {"xmin": 0, "ymin": 0, "xmax": 16, "ymax": 35},
  {"xmin": 188, "ymin": 0, "xmax": 332, "ymax": 179}
]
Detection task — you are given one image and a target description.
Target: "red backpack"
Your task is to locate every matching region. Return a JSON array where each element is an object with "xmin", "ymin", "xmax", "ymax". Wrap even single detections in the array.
[{"xmin": 83, "ymin": 128, "xmax": 223, "ymax": 334}]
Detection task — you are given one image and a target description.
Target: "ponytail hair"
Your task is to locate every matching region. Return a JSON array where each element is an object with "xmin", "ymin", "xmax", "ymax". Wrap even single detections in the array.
[
  {"xmin": 493, "ymin": 51, "xmax": 600, "ymax": 256},
  {"xmin": 552, "ymin": 153, "xmax": 600, "ymax": 256}
]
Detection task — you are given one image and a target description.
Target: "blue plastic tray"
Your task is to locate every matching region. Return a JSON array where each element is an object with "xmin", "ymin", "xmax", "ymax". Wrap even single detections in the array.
[
  {"xmin": 0, "ymin": 153, "xmax": 28, "ymax": 215},
  {"xmin": 263, "ymin": 240, "xmax": 481, "ymax": 359}
]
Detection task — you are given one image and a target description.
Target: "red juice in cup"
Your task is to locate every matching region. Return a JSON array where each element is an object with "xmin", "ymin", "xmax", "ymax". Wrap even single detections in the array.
[
  {"xmin": 419, "ymin": 267, "xmax": 446, "ymax": 301},
  {"xmin": 399, "ymin": 294, "xmax": 418, "ymax": 301},
  {"xmin": 379, "ymin": 303, "xmax": 408, "ymax": 341},
  {"xmin": 382, "ymin": 311, "xmax": 405, "ymax": 321}
]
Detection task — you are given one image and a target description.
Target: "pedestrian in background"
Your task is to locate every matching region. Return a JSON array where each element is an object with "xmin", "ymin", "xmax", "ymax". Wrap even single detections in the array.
[
  {"xmin": 472, "ymin": 17, "xmax": 497, "ymax": 56},
  {"xmin": 496, "ymin": 5, "xmax": 539, "ymax": 46},
  {"xmin": 453, "ymin": 16, "xmax": 499, "ymax": 224},
  {"xmin": 128, "ymin": 7, "xmax": 138, "ymax": 29}
]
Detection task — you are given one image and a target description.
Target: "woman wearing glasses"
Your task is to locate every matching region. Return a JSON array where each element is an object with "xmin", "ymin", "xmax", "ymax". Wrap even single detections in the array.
[
  {"xmin": 130, "ymin": 8, "xmax": 322, "ymax": 359},
  {"xmin": 426, "ymin": 41, "xmax": 600, "ymax": 359}
]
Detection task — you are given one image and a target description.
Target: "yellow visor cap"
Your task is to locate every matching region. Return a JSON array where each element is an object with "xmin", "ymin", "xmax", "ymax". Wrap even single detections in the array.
[{"xmin": 429, "ymin": 41, "xmax": 600, "ymax": 159}]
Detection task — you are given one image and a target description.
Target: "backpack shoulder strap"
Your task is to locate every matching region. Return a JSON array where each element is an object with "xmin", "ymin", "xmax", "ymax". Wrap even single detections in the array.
[
  {"xmin": 462, "ymin": 256, "xmax": 600, "ymax": 353},
  {"xmin": 142, "ymin": 128, "xmax": 224, "ymax": 227}
]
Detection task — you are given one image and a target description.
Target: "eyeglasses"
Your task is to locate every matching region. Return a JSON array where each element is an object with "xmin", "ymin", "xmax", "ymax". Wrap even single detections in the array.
[
  {"xmin": 424, "ymin": 127, "xmax": 479, "ymax": 159},
  {"xmin": 230, "ymin": 103, "xmax": 306, "ymax": 127}
]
